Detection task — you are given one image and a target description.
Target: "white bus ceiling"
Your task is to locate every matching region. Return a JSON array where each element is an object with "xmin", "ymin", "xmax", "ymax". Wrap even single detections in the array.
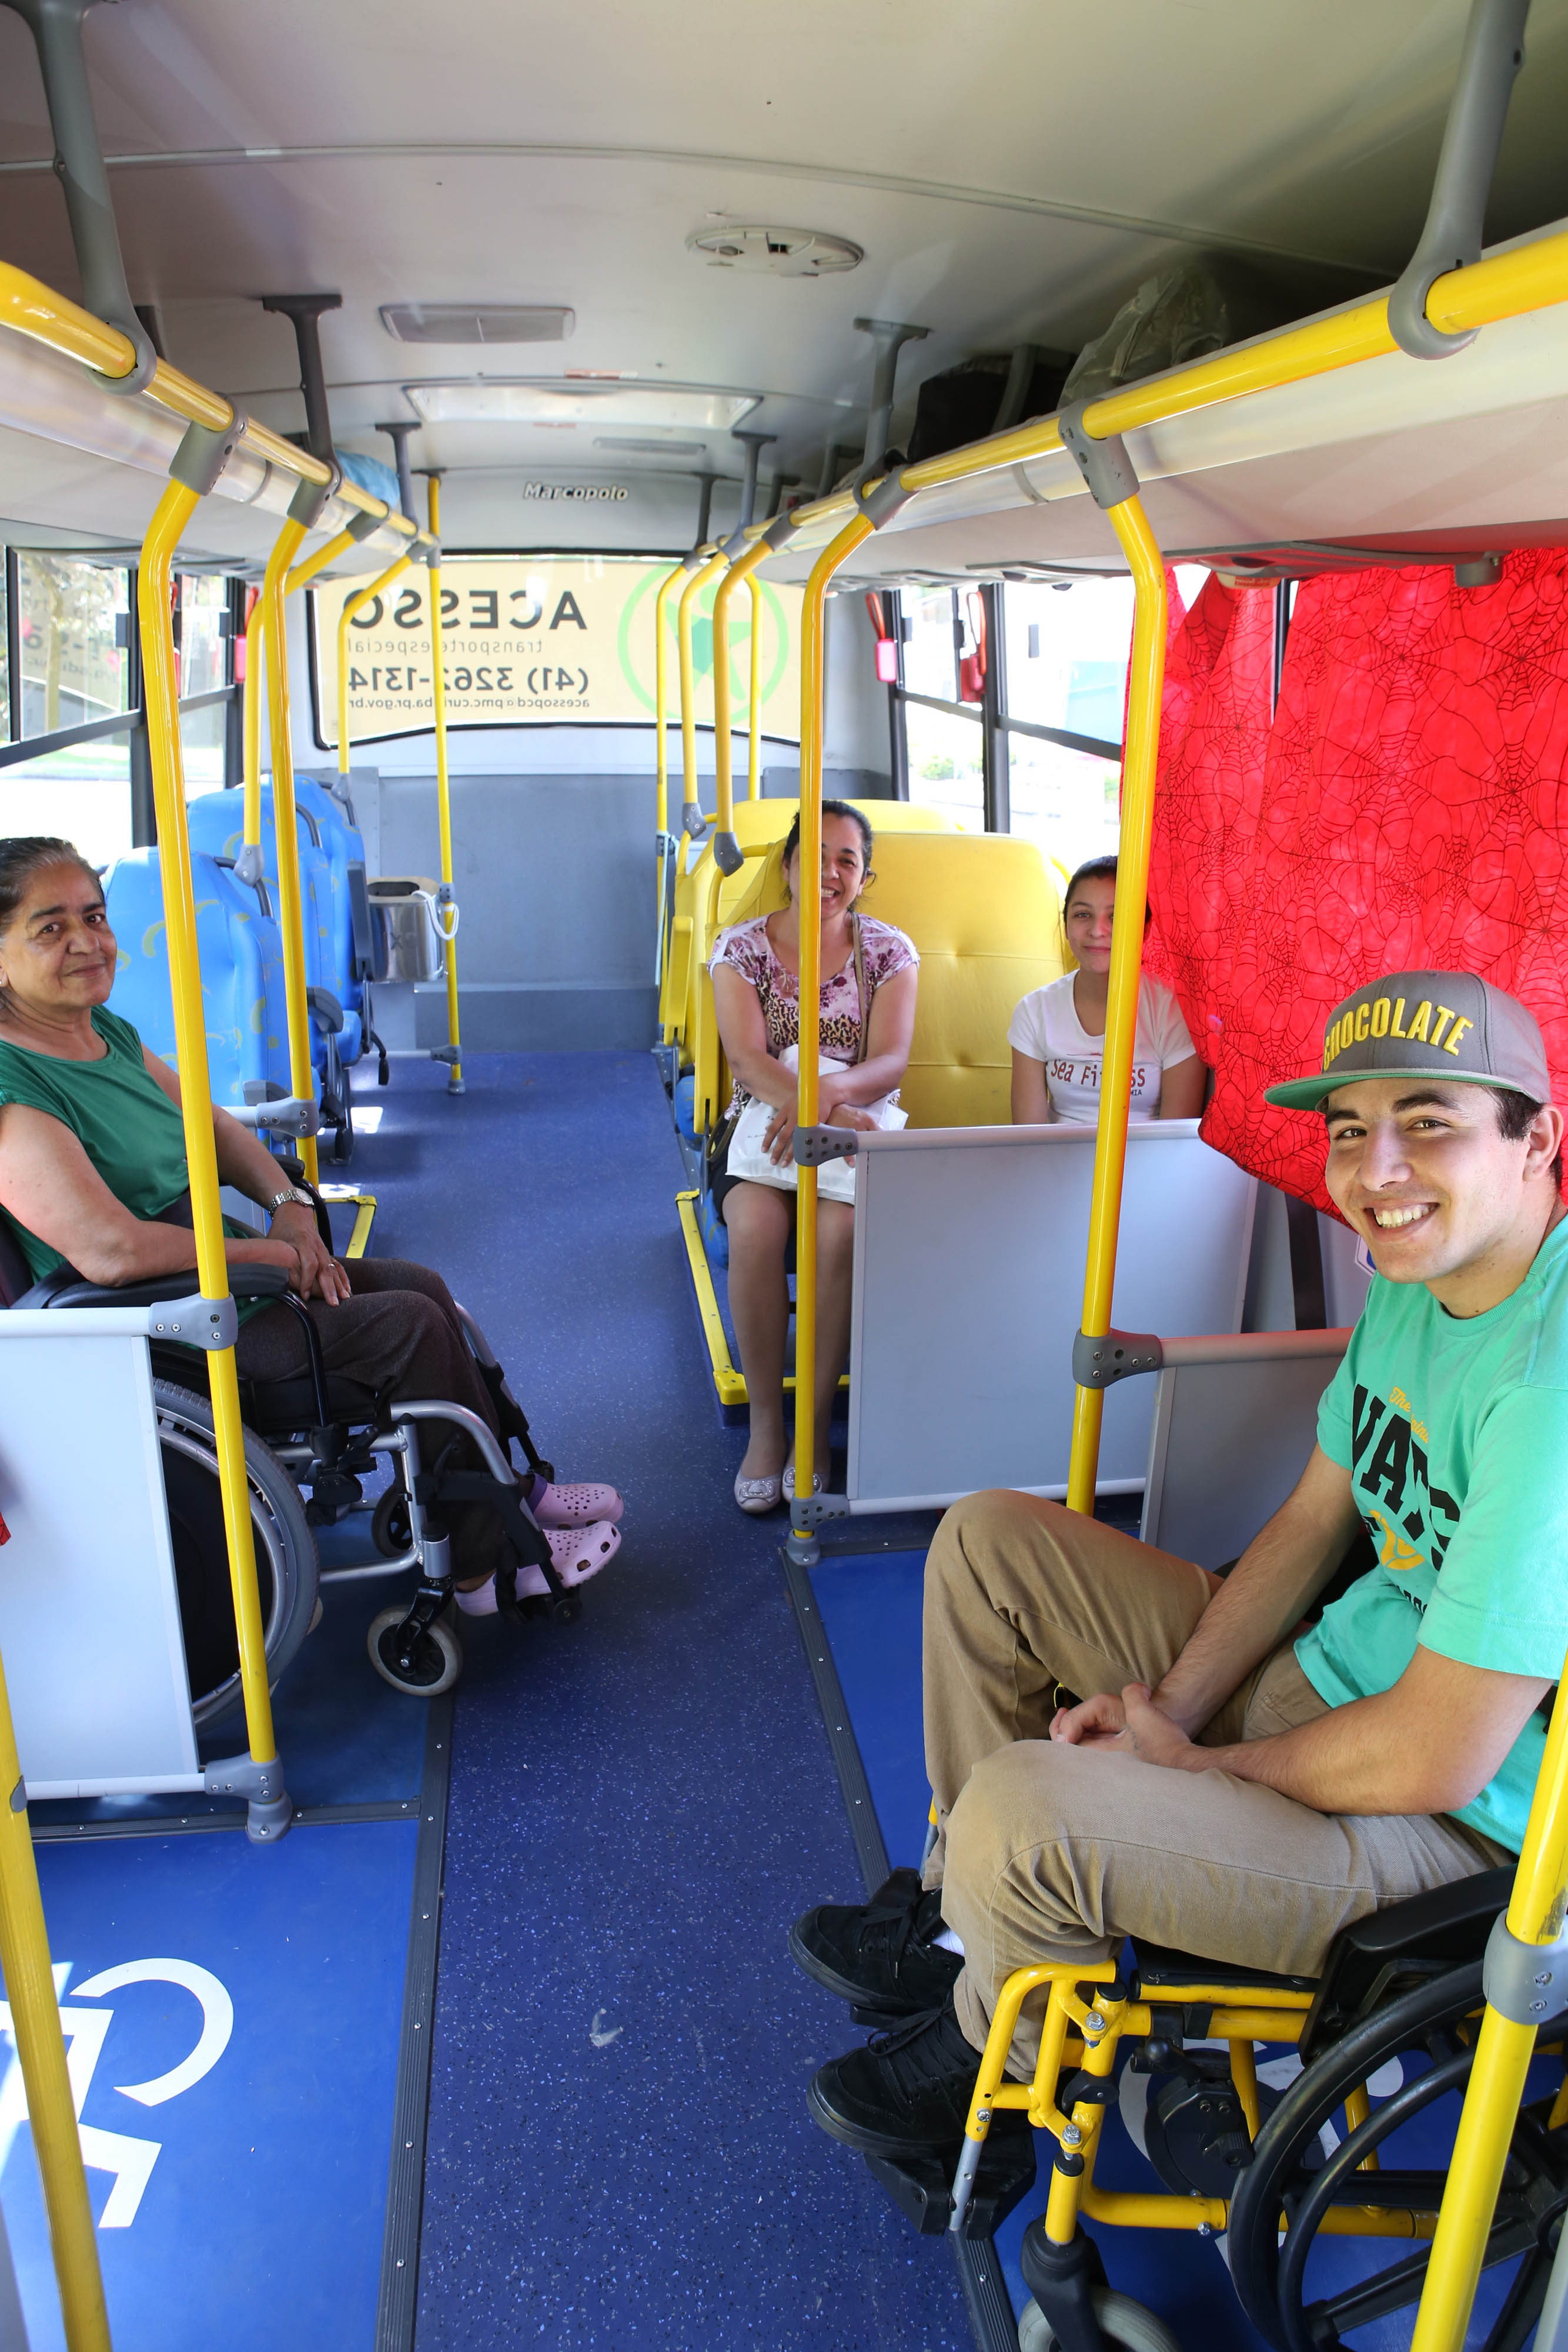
[{"xmin": 3, "ymin": 0, "xmax": 1568, "ymax": 558}]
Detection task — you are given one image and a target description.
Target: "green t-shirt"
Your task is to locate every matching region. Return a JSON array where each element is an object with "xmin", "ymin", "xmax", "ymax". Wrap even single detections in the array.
[
  {"xmin": 0, "ymin": 1005, "xmax": 260, "ymax": 1301},
  {"xmin": 1300, "ymin": 1217, "xmax": 1568, "ymax": 1853}
]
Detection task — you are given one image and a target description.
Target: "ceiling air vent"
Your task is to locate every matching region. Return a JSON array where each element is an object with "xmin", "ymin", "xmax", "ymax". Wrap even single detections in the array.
[
  {"xmin": 686, "ymin": 226, "xmax": 862, "ymax": 277},
  {"xmin": 380, "ymin": 304, "xmax": 574, "ymax": 345}
]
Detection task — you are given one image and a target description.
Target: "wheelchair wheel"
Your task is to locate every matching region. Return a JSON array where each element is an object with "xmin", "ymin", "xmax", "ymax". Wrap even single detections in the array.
[
  {"xmin": 153, "ymin": 1381, "xmax": 320, "ymax": 1732},
  {"xmin": 367, "ymin": 1605, "xmax": 462, "ymax": 1696},
  {"xmin": 371, "ymin": 1486, "xmax": 413, "ymax": 1557},
  {"xmin": 332, "ymin": 1107, "xmax": 355, "ymax": 1164},
  {"xmin": 1228, "ymin": 1957, "xmax": 1563, "ymax": 2352},
  {"xmin": 1019, "ymin": 2287, "xmax": 1182, "ymax": 2352}
]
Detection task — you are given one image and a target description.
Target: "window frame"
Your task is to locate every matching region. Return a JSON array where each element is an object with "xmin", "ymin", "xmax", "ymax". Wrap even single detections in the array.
[{"xmin": 1, "ymin": 549, "xmax": 243, "ymax": 846}]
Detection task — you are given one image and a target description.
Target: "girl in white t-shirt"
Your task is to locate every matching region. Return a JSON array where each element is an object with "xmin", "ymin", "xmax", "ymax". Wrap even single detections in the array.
[{"xmin": 1009, "ymin": 856, "xmax": 1204, "ymax": 1125}]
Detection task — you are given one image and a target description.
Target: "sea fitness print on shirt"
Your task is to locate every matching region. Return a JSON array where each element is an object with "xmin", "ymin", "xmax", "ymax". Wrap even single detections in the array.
[
  {"xmin": 1350, "ymin": 1381, "xmax": 1459, "ymax": 1597},
  {"xmin": 1049, "ymin": 1055, "xmax": 1155, "ymax": 1099}
]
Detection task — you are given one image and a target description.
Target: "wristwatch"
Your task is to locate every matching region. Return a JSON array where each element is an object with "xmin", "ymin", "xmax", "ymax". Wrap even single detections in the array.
[{"xmin": 266, "ymin": 1186, "xmax": 316, "ymax": 1218}]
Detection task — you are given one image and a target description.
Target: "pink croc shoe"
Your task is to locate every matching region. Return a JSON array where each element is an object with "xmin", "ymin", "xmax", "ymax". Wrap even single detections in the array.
[
  {"xmin": 527, "ymin": 1477, "xmax": 624, "ymax": 1528},
  {"xmin": 516, "ymin": 1520, "xmax": 621, "ymax": 1596}
]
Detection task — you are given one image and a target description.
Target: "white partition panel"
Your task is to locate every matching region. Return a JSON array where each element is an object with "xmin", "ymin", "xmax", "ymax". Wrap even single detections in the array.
[
  {"xmin": 845, "ymin": 1122, "xmax": 1256, "ymax": 1511},
  {"xmin": 0, "ymin": 1331, "xmax": 200, "ymax": 1797}
]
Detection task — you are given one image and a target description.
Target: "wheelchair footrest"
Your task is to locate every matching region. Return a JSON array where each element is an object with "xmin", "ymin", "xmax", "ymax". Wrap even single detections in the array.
[{"xmin": 864, "ymin": 2110, "xmax": 1036, "ymax": 2239}]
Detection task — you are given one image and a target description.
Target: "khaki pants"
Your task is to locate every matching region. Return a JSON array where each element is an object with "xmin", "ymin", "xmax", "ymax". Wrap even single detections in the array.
[{"xmin": 922, "ymin": 1491, "xmax": 1509, "ymax": 2070}]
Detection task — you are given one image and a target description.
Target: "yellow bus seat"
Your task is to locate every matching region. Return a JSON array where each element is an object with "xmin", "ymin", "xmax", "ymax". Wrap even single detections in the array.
[{"xmin": 696, "ymin": 830, "xmax": 1068, "ymax": 1140}]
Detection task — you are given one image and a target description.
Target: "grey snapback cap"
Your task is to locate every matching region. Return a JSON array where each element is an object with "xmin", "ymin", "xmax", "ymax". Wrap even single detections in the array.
[{"xmin": 1264, "ymin": 970, "xmax": 1551, "ymax": 1112}]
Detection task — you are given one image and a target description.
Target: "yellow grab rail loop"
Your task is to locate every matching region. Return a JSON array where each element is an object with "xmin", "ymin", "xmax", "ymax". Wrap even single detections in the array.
[
  {"xmin": 677, "ymin": 548, "xmax": 727, "ymax": 836},
  {"xmin": 338, "ymin": 556, "xmax": 414, "ymax": 778},
  {"xmin": 789, "ymin": 510, "xmax": 875, "ymax": 1538},
  {"xmin": 258, "ymin": 514, "xmax": 322, "ymax": 1184},
  {"xmin": 711, "ymin": 537, "xmax": 775, "ymax": 854},
  {"xmin": 140, "ymin": 480, "xmax": 282, "ymax": 1783},
  {"xmin": 424, "ymin": 477, "xmax": 463, "ymax": 1093},
  {"xmin": 1064, "ymin": 487, "xmax": 1168, "ymax": 1514}
]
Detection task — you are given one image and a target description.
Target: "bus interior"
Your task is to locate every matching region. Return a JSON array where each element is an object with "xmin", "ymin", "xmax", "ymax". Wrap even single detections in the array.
[{"xmin": 0, "ymin": 2, "xmax": 1567, "ymax": 2348}]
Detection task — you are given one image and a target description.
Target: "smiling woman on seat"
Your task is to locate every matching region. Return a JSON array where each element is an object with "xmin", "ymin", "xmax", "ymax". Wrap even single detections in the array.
[
  {"xmin": 0, "ymin": 834, "xmax": 623, "ymax": 1603},
  {"xmin": 1009, "ymin": 854, "xmax": 1205, "ymax": 1125},
  {"xmin": 709, "ymin": 802, "xmax": 918, "ymax": 1514}
]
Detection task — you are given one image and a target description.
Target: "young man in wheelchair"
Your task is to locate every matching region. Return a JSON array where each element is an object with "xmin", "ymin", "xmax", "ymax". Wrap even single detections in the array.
[
  {"xmin": 794, "ymin": 967, "xmax": 1568, "ymax": 2156},
  {"xmin": 0, "ymin": 837, "xmax": 623, "ymax": 1611}
]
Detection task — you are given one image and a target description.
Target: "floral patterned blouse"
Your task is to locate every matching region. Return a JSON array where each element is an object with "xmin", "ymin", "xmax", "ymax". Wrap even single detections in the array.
[{"xmin": 710, "ymin": 914, "xmax": 919, "ymax": 1114}]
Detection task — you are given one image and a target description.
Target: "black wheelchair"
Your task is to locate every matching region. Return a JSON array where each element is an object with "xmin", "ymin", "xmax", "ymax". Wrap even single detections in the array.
[{"xmin": 0, "ymin": 1168, "xmax": 578, "ymax": 1715}]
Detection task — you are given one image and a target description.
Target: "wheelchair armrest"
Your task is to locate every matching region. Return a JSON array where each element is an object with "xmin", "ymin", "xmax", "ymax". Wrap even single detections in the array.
[
  {"xmin": 17, "ymin": 1264, "xmax": 292, "ymax": 1312},
  {"xmin": 307, "ymin": 987, "xmax": 345, "ymax": 1036}
]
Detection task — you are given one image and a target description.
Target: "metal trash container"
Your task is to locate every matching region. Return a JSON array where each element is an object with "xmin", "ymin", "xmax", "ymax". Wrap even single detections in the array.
[{"xmin": 366, "ymin": 877, "xmax": 445, "ymax": 983}]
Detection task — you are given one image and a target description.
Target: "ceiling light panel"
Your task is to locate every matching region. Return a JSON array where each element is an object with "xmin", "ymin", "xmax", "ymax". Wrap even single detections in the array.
[
  {"xmin": 382, "ymin": 304, "xmax": 574, "ymax": 344},
  {"xmin": 403, "ymin": 382, "xmax": 759, "ymax": 429}
]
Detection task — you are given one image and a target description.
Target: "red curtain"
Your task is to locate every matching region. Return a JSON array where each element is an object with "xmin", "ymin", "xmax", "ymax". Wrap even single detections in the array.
[{"xmin": 1145, "ymin": 553, "xmax": 1568, "ymax": 1212}]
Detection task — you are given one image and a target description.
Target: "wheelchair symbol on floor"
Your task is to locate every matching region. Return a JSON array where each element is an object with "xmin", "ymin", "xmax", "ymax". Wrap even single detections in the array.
[{"xmin": 0, "ymin": 1958, "xmax": 233, "ymax": 2228}]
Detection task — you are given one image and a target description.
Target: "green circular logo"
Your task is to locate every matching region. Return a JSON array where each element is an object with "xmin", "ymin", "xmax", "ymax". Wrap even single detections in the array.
[{"xmin": 617, "ymin": 566, "xmax": 791, "ymax": 721}]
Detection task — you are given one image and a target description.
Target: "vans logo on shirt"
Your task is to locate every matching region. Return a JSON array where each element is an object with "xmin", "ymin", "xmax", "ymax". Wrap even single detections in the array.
[{"xmin": 1350, "ymin": 1384, "xmax": 1462, "ymax": 1575}]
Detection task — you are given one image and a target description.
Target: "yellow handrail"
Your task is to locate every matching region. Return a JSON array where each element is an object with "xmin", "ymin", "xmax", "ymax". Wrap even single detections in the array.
[
  {"xmin": 258, "ymin": 516, "xmax": 320, "ymax": 1184},
  {"xmin": 746, "ymin": 574, "xmax": 764, "ymax": 800},
  {"xmin": 1411, "ymin": 1669, "xmax": 1568, "ymax": 2352},
  {"xmin": 0, "ymin": 1649, "xmax": 111, "ymax": 2349},
  {"xmin": 0, "ymin": 256, "xmax": 422, "ymax": 531},
  {"xmin": 677, "ymin": 549, "xmax": 727, "ymax": 834},
  {"xmin": 653, "ymin": 559, "xmax": 686, "ymax": 843},
  {"xmin": 140, "ymin": 480, "xmax": 280, "ymax": 1775},
  {"xmin": 425, "ymin": 477, "xmax": 463, "ymax": 1091},
  {"xmin": 242, "ymin": 589, "xmax": 265, "ymax": 853},
  {"xmin": 285, "ymin": 527, "xmax": 359, "ymax": 597},
  {"xmin": 337, "ymin": 556, "xmax": 413, "ymax": 777},
  {"xmin": 790, "ymin": 510, "xmax": 875, "ymax": 1536},
  {"xmin": 711, "ymin": 539, "xmax": 774, "ymax": 841},
  {"xmin": 1064, "ymin": 494, "xmax": 1168, "ymax": 1513}
]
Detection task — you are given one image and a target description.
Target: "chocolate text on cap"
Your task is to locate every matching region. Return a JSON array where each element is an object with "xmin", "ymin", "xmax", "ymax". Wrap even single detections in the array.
[{"xmin": 1321, "ymin": 992, "xmax": 1474, "ymax": 1073}]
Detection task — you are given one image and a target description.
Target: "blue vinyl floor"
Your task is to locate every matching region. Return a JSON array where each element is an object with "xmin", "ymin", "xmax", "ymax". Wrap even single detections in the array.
[
  {"xmin": 352, "ymin": 1053, "xmax": 973, "ymax": 2349},
  {"xmin": 8, "ymin": 1819, "xmax": 415, "ymax": 2352}
]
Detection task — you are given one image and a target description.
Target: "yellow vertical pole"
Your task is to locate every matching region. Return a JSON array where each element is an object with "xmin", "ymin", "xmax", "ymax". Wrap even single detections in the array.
[
  {"xmin": 711, "ymin": 539, "xmax": 773, "ymax": 850},
  {"xmin": 258, "ymin": 516, "xmax": 320, "ymax": 1184},
  {"xmin": 423, "ymin": 476, "xmax": 463, "ymax": 1093},
  {"xmin": 1064, "ymin": 495, "xmax": 1167, "ymax": 1515},
  {"xmin": 654, "ymin": 559, "xmax": 686, "ymax": 845},
  {"xmin": 790, "ymin": 514, "xmax": 874, "ymax": 1539},
  {"xmin": 141, "ymin": 481, "xmax": 281, "ymax": 1776},
  {"xmin": 677, "ymin": 549, "xmax": 727, "ymax": 836},
  {"xmin": 747, "ymin": 574, "xmax": 764, "ymax": 799},
  {"xmin": 336, "ymin": 556, "xmax": 412, "ymax": 779},
  {"xmin": 1410, "ymin": 1671, "xmax": 1568, "ymax": 2352},
  {"xmin": 242, "ymin": 592, "xmax": 265, "ymax": 855},
  {"xmin": 0, "ymin": 1660, "xmax": 111, "ymax": 2348}
]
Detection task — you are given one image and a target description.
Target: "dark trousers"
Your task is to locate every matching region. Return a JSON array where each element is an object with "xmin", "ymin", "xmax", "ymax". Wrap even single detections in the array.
[{"xmin": 235, "ymin": 1257, "xmax": 510, "ymax": 1581}]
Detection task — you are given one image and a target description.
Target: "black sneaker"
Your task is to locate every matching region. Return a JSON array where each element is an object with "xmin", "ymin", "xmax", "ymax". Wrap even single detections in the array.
[
  {"xmin": 807, "ymin": 1996, "xmax": 997, "ymax": 2157},
  {"xmin": 790, "ymin": 1867, "xmax": 964, "ymax": 2019}
]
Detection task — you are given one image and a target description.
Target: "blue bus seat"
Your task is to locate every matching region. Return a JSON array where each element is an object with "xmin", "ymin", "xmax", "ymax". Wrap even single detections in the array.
[
  {"xmin": 105, "ymin": 847, "xmax": 293, "ymax": 1111},
  {"xmin": 185, "ymin": 784, "xmax": 367, "ymax": 1069}
]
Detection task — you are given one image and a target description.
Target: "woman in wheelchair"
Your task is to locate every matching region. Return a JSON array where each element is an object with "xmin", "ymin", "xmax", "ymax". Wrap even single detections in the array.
[
  {"xmin": 710, "ymin": 801, "xmax": 919, "ymax": 1514},
  {"xmin": 0, "ymin": 837, "xmax": 623, "ymax": 1611}
]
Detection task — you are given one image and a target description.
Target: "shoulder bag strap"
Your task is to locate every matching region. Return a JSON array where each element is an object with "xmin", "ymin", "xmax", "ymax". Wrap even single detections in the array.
[{"xmin": 852, "ymin": 916, "xmax": 871, "ymax": 1066}]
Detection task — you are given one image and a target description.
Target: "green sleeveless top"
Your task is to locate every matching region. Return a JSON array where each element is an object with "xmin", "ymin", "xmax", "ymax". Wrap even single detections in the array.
[{"xmin": 0, "ymin": 1005, "xmax": 257, "ymax": 1293}]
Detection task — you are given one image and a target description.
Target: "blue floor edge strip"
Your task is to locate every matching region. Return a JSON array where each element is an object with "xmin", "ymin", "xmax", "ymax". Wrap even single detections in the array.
[{"xmin": 780, "ymin": 1545, "xmax": 1021, "ymax": 2352}]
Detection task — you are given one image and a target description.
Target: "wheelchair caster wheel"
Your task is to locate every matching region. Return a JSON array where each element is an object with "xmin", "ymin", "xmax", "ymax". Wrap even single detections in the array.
[
  {"xmin": 1019, "ymin": 2289, "xmax": 1181, "ymax": 2352},
  {"xmin": 372, "ymin": 1488, "xmax": 413, "ymax": 1557},
  {"xmin": 332, "ymin": 1118, "xmax": 355, "ymax": 1164},
  {"xmin": 550, "ymin": 1594, "xmax": 581, "ymax": 1626},
  {"xmin": 367, "ymin": 1605, "xmax": 462, "ymax": 1696}
]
